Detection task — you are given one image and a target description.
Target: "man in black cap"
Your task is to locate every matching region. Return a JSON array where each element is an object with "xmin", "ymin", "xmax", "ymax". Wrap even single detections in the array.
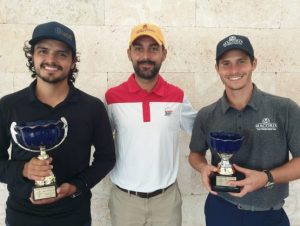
[
  {"xmin": 0, "ymin": 21, "xmax": 115, "ymax": 226},
  {"xmin": 189, "ymin": 34, "xmax": 300, "ymax": 226}
]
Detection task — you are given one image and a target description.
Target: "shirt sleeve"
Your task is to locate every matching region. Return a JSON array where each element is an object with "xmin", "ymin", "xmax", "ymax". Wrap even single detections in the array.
[
  {"xmin": 286, "ymin": 99, "xmax": 300, "ymax": 157},
  {"xmin": 179, "ymin": 95, "xmax": 197, "ymax": 135},
  {"xmin": 104, "ymin": 97, "xmax": 115, "ymax": 131},
  {"xmin": 189, "ymin": 108, "xmax": 209, "ymax": 153},
  {"xmin": 69, "ymin": 100, "xmax": 116, "ymax": 194},
  {"xmin": 0, "ymin": 98, "xmax": 33, "ymax": 198}
]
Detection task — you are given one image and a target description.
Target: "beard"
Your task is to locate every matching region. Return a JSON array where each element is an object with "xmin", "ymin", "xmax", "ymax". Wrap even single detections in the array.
[
  {"xmin": 37, "ymin": 73, "xmax": 68, "ymax": 84},
  {"xmin": 36, "ymin": 63, "xmax": 69, "ymax": 84},
  {"xmin": 133, "ymin": 60, "xmax": 162, "ymax": 80}
]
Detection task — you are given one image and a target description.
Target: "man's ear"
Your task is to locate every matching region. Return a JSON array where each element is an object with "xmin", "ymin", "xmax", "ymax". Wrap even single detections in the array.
[
  {"xmin": 127, "ymin": 48, "xmax": 132, "ymax": 61},
  {"xmin": 252, "ymin": 58, "xmax": 257, "ymax": 71},
  {"xmin": 215, "ymin": 63, "xmax": 219, "ymax": 72},
  {"xmin": 162, "ymin": 48, "xmax": 167, "ymax": 62}
]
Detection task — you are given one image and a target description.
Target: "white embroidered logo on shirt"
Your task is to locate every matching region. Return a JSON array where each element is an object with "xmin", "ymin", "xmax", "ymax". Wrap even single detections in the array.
[{"xmin": 255, "ymin": 118, "xmax": 277, "ymax": 131}]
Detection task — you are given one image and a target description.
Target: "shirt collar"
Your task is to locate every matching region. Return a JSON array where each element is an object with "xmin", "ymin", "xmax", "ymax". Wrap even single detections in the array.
[
  {"xmin": 127, "ymin": 73, "xmax": 165, "ymax": 97},
  {"xmin": 28, "ymin": 79, "xmax": 79, "ymax": 104},
  {"xmin": 221, "ymin": 83, "xmax": 261, "ymax": 113}
]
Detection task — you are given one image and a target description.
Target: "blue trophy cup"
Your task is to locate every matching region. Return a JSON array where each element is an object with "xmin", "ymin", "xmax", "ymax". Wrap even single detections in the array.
[
  {"xmin": 210, "ymin": 131, "xmax": 244, "ymax": 193},
  {"xmin": 10, "ymin": 117, "xmax": 68, "ymax": 200}
]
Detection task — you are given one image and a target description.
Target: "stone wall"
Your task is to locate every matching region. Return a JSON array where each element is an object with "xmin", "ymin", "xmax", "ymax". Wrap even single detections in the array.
[{"xmin": 0, "ymin": 0, "xmax": 300, "ymax": 225}]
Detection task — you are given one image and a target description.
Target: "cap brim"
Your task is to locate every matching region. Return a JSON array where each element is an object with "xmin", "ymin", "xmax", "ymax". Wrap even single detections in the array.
[
  {"xmin": 216, "ymin": 46, "xmax": 253, "ymax": 60},
  {"xmin": 29, "ymin": 36, "xmax": 76, "ymax": 54},
  {"xmin": 130, "ymin": 33, "xmax": 163, "ymax": 46}
]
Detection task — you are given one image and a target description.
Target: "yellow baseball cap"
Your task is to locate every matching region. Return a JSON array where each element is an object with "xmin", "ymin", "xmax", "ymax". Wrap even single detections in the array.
[{"xmin": 129, "ymin": 23, "xmax": 165, "ymax": 46}]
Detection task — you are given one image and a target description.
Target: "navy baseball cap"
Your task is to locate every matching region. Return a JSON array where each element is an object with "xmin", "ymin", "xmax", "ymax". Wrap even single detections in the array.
[
  {"xmin": 216, "ymin": 35, "xmax": 254, "ymax": 60},
  {"xmin": 29, "ymin": 21, "xmax": 76, "ymax": 54}
]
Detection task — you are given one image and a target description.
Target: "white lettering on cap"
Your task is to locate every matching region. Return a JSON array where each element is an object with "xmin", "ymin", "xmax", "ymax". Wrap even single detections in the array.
[{"xmin": 223, "ymin": 36, "xmax": 243, "ymax": 47}]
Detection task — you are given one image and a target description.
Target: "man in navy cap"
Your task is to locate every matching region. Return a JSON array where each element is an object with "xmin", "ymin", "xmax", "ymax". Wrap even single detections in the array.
[
  {"xmin": 0, "ymin": 21, "xmax": 115, "ymax": 226},
  {"xmin": 189, "ymin": 34, "xmax": 300, "ymax": 226}
]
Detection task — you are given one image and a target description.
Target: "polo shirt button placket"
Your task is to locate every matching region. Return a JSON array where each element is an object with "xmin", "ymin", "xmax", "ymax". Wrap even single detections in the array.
[{"xmin": 237, "ymin": 113, "xmax": 242, "ymax": 131}]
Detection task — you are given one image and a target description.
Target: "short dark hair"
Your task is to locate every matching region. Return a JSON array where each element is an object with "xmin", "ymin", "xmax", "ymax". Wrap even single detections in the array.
[{"xmin": 23, "ymin": 41, "xmax": 80, "ymax": 83}]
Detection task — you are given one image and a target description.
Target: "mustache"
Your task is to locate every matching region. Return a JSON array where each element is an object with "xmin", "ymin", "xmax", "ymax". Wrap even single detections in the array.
[
  {"xmin": 41, "ymin": 63, "xmax": 63, "ymax": 71},
  {"xmin": 137, "ymin": 60, "xmax": 155, "ymax": 66}
]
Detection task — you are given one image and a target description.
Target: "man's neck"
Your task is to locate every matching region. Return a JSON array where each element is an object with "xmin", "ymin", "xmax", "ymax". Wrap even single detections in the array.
[
  {"xmin": 134, "ymin": 74, "xmax": 159, "ymax": 93},
  {"xmin": 225, "ymin": 84, "xmax": 254, "ymax": 111},
  {"xmin": 35, "ymin": 80, "xmax": 70, "ymax": 107}
]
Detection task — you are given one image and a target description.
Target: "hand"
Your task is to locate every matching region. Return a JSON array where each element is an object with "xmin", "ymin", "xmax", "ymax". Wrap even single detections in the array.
[
  {"xmin": 23, "ymin": 157, "xmax": 53, "ymax": 181},
  {"xmin": 228, "ymin": 164, "xmax": 268, "ymax": 197},
  {"xmin": 29, "ymin": 183, "xmax": 77, "ymax": 205},
  {"xmin": 200, "ymin": 164, "xmax": 219, "ymax": 195}
]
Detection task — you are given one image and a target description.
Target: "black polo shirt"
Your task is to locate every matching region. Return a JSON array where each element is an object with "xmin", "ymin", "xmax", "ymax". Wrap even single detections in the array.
[
  {"xmin": 0, "ymin": 80, "xmax": 115, "ymax": 226},
  {"xmin": 190, "ymin": 84, "xmax": 300, "ymax": 210}
]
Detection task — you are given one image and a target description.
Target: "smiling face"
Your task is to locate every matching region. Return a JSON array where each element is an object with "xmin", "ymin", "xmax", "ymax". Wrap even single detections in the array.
[
  {"xmin": 127, "ymin": 35, "xmax": 167, "ymax": 81},
  {"xmin": 216, "ymin": 49, "xmax": 257, "ymax": 92},
  {"xmin": 32, "ymin": 39, "xmax": 74, "ymax": 84}
]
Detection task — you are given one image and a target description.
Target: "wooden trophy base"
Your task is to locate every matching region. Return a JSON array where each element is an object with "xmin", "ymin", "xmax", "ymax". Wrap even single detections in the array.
[{"xmin": 211, "ymin": 172, "xmax": 245, "ymax": 193}]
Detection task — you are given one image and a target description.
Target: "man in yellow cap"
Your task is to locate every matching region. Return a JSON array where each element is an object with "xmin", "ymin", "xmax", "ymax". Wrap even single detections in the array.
[{"xmin": 105, "ymin": 23, "xmax": 196, "ymax": 226}]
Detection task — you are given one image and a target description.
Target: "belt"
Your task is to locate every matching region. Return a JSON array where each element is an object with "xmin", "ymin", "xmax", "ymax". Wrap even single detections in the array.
[
  {"xmin": 236, "ymin": 200, "xmax": 284, "ymax": 211},
  {"xmin": 116, "ymin": 183, "xmax": 174, "ymax": 199}
]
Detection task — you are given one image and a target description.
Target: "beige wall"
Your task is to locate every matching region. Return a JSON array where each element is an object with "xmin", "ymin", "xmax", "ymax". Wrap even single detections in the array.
[{"xmin": 1, "ymin": 0, "xmax": 300, "ymax": 225}]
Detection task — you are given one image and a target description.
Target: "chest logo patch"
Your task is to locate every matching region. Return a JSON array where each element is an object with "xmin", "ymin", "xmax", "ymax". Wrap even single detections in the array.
[
  {"xmin": 255, "ymin": 117, "xmax": 277, "ymax": 131},
  {"xmin": 164, "ymin": 107, "xmax": 173, "ymax": 116}
]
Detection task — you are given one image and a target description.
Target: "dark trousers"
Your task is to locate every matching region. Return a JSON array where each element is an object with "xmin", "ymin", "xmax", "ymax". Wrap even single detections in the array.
[
  {"xmin": 5, "ymin": 219, "xmax": 91, "ymax": 226},
  {"xmin": 205, "ymin": 194, "xmax": 290, "ymax": 226}
]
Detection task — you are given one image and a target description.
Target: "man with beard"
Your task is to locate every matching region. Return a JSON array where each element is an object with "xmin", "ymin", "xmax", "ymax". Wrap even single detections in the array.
[
  {"xmin": 0, "ymin": 21, "xmax": 115, "ymax": 226},
  {"xmin": 105, "ymin": 23, "xmax": 196, "ymax": 226},
  {"xmin": 189, "ymin": 34, "xmax": 300, "ymax": 226}
]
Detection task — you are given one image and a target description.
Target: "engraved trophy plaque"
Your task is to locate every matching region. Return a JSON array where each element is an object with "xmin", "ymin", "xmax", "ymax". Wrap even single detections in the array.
[
  {"xmin": 10, "ymin": 117, "xmax": 68, "ymax": 200},
  {"xmin": 210, "ymin": 131, "xmax": 244, "ymax": 193}
]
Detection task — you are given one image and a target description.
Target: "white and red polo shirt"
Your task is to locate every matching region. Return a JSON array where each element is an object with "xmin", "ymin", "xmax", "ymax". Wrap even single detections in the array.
[{"xmin": 105, "ymin": 74, "xmax": 196, "ymax": 192}]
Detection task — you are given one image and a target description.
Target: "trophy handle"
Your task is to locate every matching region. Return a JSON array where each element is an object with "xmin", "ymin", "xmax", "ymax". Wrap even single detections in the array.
[
  {"xmin": 10, "ymin": 122, "xmax": 39, "ymax": 153},
  {"xmin": 46, "ymin": 117, "xmax": 68, "ymax": 151}
]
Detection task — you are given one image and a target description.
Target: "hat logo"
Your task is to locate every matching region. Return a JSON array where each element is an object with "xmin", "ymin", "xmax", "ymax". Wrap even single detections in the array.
[
  {"xmin": 54, "ymin": 27, "xmax": 73, "ymax": 41},
  {"xmin": 223, "ymin": 36, "xmax": 243, "ymax": 47},
  {"xmin": 136, "ymin": 24, "xmax": 155, "ymax": 34}
]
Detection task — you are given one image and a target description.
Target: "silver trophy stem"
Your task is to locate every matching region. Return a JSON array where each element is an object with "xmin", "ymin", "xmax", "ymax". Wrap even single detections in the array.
[
  {"xmin": 35, "ymin": 146, "xmax": 56, "ymax": 186},
  {"xmin": 218, "ymin": 153, "xmax": 234, "ymax": 175},
  {"xmin": 38, "ymin": 147, "xmax": 49, "ymax": 160}
]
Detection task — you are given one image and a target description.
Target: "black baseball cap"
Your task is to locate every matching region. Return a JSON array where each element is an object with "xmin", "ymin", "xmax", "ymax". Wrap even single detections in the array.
[
  {"xmin": 29, "ymin": 21, "xmax": 76, "ymax": 54},
  {"xmin": 216, "ymin": 35, "xmax": 254, "ymax": 60}
]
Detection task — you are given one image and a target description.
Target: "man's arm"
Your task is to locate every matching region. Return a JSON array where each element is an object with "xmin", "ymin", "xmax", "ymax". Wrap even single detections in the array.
[
  {"xmin": 272, "ymin": 157, "xmax": 300, "ymax": 183},
  {"xmin": 0, "ymin": 98, "xmax": 33, "ymax": 198},
  {"xmin": 189, "ymin": 151, "xmax": 218, "ymax": 195},
  {"xmin": 68, "ymin": 100, "xmax": 116, "ymax": 196},
  {"xmin": 229, "ymin": 157, "xmax": 300, "ymax": 198},
  {"xmin": 180, "ymin": 95, "xmax": 197, "ymax": 135}
]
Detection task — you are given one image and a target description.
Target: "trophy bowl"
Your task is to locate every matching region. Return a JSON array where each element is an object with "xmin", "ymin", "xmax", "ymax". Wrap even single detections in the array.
[
  {"xmin": 210, "ymin": 131, "xmax": 244, "ymax": 193},
  {"xmin": 10, "ymin": 117, "xmax": 68, "ymax": 200}
]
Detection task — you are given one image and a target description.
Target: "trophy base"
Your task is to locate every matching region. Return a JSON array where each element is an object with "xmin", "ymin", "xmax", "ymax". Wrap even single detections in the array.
[
  {"xmin": 211, "ymin": 172, "xmax": 245, "ymax": 193},
  {"xmin": 33, "ymin": 184, "xmax": 57, "ymax": 201}
]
